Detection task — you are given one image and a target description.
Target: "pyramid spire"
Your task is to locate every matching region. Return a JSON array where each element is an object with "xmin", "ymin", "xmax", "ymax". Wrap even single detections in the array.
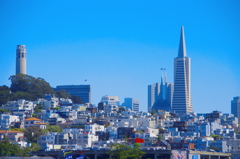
[{"xmin": 178, "ymin": 26, "xmax": 187, "ymax": 58}]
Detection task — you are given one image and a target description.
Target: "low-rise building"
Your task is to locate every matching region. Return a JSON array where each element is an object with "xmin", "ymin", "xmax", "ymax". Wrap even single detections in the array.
[{"xmin": 24, "ymin": 117, "xmax": 46, "ymax": 129}]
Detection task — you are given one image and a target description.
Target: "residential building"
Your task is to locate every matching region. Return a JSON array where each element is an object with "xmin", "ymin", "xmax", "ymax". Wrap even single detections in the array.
[
  {"xmin": 16, "ymin": 45, "xmax": 26, "ymax": 75},
  {"xmin": 104, "ymin": 105, "xmax": 118, "ymax": 114},
  {"xmin": 117, "ymin": 127, "xmax": 135, "ymax": 139},
  {"xmin": 227, "ymin": 139, "xmax": 240, "ymax": 152},
  {"xmin": 38, "ymin": 132, "xmax": 58, "ymax": 145},
  {"xmin": 231, "ymin": 96, "xmax": 240, "ymax": 119},
  {"xmin": 0, "ymin": 113, "xmax": 20, "ymax": 129},
  {"xmin": 24, "ymin": 117, "xmax": 46, "ymax": 129},
  {"xmin": 55, "ymin": 85, "xmax": 91, "ymax": 104},
  {"xmin": 85, "ymin": 123, "xmax": 105, "ymax": 134},
  {"xmin": 77, "ymin": 133, "xmax": 98, "ymax": 148},
  {"xmin": 210, "ymin": 140, "xmax": 230, "ymax": 152},
  {"xmin": 122, "ymin": 98, "xmax": 139, "ymax": 112},
  {"xmin": 172, "ymin": 26, "xmax": 193, "ymax": 114},
  {"xmin": 196, "ymin": 137, "xmax": 214, "ymax": 151},
  {"xmin": 54, "ymin": 132, "xmax": 74, "ymax": 145},
  {"xmin": 0, "ymin": 99, "xmax": 34, "ymax": 113},
  {"xmin": 0, "ymin": 130, "xmax": 27, "ymax": 147}
]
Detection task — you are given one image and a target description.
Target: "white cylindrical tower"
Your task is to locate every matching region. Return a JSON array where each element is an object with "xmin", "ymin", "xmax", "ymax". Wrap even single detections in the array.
[{"xmin": 16, "ymin": 45, "xmax": 27, "ymax": 75}]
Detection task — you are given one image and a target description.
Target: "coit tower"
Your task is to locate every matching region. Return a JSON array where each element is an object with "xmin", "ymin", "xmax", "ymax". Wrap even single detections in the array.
[
  {"xmin": 172, "ymin": 26, "xmax": 193, "ymax": 114},
  {"xmin": 16, "ymin": 45, "xmax": 27, "ymax": 75}
]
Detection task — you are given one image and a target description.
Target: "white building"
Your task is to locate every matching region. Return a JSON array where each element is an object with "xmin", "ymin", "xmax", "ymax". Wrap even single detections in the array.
[
  {"xmin": 38, "ymin": 132, "xmax": 58, "ymax": 145},
  {"xmin": 77, "ymin": 133, "xmax": 98, "ymax": 148},
  {"xmin": 0, "ymin": 113, "xmax": 20, "ymax": 129},
  {"xmin": 0, "ymin": 99, "xmax": 35, "ymax": 112},
  {"xmin": 104, "ymin": 105, "xmax": 118, "ymax": 114},
  {"xmin": 85, "ymin": 123, "xmax": 105, "ymax": 134},
  {"xmin": 101, "ymin": 95, "xmax": 120, "ymax": 106}
]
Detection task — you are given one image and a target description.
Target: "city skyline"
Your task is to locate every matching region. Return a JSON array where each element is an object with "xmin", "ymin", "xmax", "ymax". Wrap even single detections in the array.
[{"xmin": 1, "ymin": 0, "xmax": 239, "ymax": 113}]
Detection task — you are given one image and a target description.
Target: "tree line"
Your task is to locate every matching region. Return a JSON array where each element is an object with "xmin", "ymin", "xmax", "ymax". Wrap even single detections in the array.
[{"xmin": 0, "ymin": 74, "xmax": 83, "ymax": 105}]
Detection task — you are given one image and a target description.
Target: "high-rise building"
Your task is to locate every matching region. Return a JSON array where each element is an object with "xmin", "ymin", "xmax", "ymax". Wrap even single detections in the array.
[
  {"xmin": 148, "ymin": 72, "xmax": 173, "ymax": 113},
  {"xmin": 55, "ymin": 85, "xmax": 91, "ymax": 104},
  {"xmin": 16, "ymin": 45, "xmax": 27, "ymax": 75},
  {"xmin": 172, "ymin": 26, "xmax": 193, "ymax": 114},
  {"xmin": 231, "ymin": 96, "xmax": 240, "ymax": 118},
  {"xmin": 122, "ymin": 98, "xmax": 139, "ymax": 112}
]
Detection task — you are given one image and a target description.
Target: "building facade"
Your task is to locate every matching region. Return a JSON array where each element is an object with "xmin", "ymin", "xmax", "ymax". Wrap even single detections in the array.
[
  {"xmin": 55, "ymin": 85, "xmax": 91, "ymax": 104},
  {"xmin": 122, "ymin": 98, "xmax": 139, "ymax": 112},
  {"xmin": 172, "ymin": 26, "xmax": 193, "ymax": 114},
  {"xmin": 231, "ymin": 96, "xmax": 240, "ymax": 119},
  {"xmin": 16, "ymin": 45, "xmax": 27, "ymax": 75},
  {"xmin": 100, "ymin": 95, "xmax": 120, "ymax": 106}
]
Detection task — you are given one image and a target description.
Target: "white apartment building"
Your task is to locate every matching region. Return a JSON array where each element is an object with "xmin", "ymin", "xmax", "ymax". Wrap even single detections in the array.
[
  {"xmin": 104, "ymin": 105, "xmax": 118, "ymax": 114},
  {"xmin": 0, "ymin": 113, "xmax": 20, "ymax": 128},
  {"xmin": 110, "ymin": 118, "xmax": 138, "ymax": 128},
  {"xmin": 77, "ymin": 133, "xmax": 98, "ymax": 148},
  {"xmin": 38, "ymin": 132, "xmax": 58, "ymax": 145},
  {"xmin": 0, "ymin": 99, "xmax": 35, "ymax": 112},
  {"xmin": 85, "ymin": 123, "xmax": 105, "ymax": 134}
]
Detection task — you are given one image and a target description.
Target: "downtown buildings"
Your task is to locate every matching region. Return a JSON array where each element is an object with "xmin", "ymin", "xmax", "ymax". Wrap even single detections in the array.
[{"xmin": 148, "ymin": 26, "xmax": 193, "ymax": 115}]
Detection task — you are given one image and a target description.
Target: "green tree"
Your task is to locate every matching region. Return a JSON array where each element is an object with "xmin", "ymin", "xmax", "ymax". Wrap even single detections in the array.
[
  {"xmin": 0, "ymin": 137, "xmax": 21, "ymax": 156},
  {"xmin": 24, "ymin": 126, "xmax": 45, "ymax": 143},
  {"xmin": 9, "ymin": 74, "xmax": 54, "ymax": 100},
  {"xmin": 151, "ymin": 110, "xmax": 157, "ymax": 115},
  {"xmin": 0, "ymin": 109, "xmax": 10, "ymax": 114},
  {"xmin": 118, "ymin": 107, "xmax": 126, "ymax": 114},
  {"xmin": 158, "ymin": 127, "xmax": 165, "ymax": 134},
  {"xmin": 70, "ymin": 95, "xmax": 83, "ymax": 104},
  {"xmin": 210, "ymin": 135, "xmax": 222, "ymax": 141},
  {"xmin": 108, "ymin": 143, "xmax": 145, "ymax": 159},
  {"xmin": 157, "ymin": 134, "xmax": 162, "ymax": 140},
  {"xmin": 16, "ymin": 143, "xmax": 42, "ymax": 157},
  {"xmin": 209, "ymin": 146, "xmax": 220, "ymax": 151},
  {"xmin": 34, "ymin": 103, "xmax": 44, "ymax": 113},
  {"xmin": 46, "ymin": 124, "xmax": 62, "ymax": 132},
  {"xmin": 0, "ymin": 85, "xmax": 11, "ymax": 105},
  {"xmin": 54, "ymin": 89, "xmax": 71, "ymax": 99}
]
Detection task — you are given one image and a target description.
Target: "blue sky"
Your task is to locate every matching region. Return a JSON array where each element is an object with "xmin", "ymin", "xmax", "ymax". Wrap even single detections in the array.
[{"xmin": 0, "ymin": 0, "xmax": 239, "ymax": 113}]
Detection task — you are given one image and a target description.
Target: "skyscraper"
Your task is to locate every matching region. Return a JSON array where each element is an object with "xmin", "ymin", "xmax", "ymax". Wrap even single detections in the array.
[
  {"xmin": 231, "ymin": 96, "xmax": 240, "ymax": 118},
  {"xmin": 55, "ymin": 85, "xmax": 91, "ymax": 104},
  {"xmin": 16, "ymin": 45, "xmax": 27, "ymax": 75},
  {"xmin": 148, "ymin": 72, "xmax": 173, "ymax": 113},
  {"xmin": 172, "ymin": 26, "xmax": 193, "ymax": 114}
]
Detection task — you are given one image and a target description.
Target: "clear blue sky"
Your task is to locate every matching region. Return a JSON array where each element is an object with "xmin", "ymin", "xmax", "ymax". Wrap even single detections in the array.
[{"xmin": 0, "ymin": 0, "xmax": 239, "ymax": 113}]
